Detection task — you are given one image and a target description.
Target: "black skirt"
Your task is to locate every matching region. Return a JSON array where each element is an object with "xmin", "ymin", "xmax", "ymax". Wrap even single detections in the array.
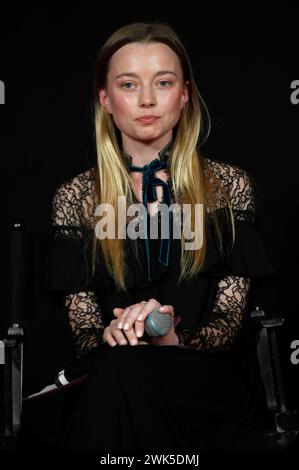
[{"xmin": 63, "ymin": 342, "xmax": 266, "ymax": 451}]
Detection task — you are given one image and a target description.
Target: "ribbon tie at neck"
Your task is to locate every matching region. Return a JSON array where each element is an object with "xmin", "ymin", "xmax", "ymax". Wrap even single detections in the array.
[{"xmin": 127, "ymin": 156, "xmax": 173, "ymax": 282}]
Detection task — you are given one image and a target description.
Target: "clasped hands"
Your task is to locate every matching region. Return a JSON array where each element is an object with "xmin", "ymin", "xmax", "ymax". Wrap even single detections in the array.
[{"xmin": 103, "ymin": 298, "xmax": 179, "ymax": 347}]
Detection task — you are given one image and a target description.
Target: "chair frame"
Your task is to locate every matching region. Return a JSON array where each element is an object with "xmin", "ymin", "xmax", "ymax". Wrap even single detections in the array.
[{"xmin": 250, "ymin": 306, "xmax": 298, "ymax": 449}]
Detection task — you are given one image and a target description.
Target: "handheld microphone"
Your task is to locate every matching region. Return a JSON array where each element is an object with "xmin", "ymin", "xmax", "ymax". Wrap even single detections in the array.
[{"xmin": 144, "ymin": 309, "xmax": 173, "ymax": 337}]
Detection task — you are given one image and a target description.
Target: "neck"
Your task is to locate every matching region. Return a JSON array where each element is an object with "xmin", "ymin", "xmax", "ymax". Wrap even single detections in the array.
[{"xmin": 122, "ymin": 134, "xmax": 172, "ymax": 167}]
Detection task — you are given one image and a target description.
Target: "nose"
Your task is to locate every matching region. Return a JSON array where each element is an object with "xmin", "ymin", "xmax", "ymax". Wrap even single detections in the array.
[{"xmin": 139, "ymin": 85, "xmax": 156, "ymax": 108}]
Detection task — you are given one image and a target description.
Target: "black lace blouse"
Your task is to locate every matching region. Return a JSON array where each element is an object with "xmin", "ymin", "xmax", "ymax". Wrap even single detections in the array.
[{"xmin": 45, "ymin": 155, "xmax": 276, "ymax": 358}]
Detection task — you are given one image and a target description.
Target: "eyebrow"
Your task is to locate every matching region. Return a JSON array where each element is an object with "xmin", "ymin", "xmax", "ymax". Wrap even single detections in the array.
[{"xmin": 115, "ymin": 70, "xmax": 178, "ymax": 80}]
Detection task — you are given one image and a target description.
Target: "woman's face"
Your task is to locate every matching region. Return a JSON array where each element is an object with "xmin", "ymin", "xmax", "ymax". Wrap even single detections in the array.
[{"xmin": 99, "ymin": 42, "xmax": 189, "ymax": 146}]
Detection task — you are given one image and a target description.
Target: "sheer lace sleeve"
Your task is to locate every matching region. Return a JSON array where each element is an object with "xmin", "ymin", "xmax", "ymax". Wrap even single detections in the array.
[
  {"xmin": 52, "ymin": 169, "xmax": 105, "ymax": 358},
  {"xmin": 64, "ymin": 291, "xmax": 105, "ymax": 358},
  {"xmin": 175, "ymin": 161, "xmax": 255, "ymax": 352},
  {"xmin": 203, "ymin": 156, "xmax": 256, "ymax": 221},
  {"xmin": 175, "ymin": 276, "xmax": 250, "ymax": 351}
]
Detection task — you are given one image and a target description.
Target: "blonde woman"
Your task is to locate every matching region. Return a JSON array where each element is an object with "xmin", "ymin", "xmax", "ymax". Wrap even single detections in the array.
[{"xmin": 48, "ymin": 22, "xmax": 276, "ymax": 450}]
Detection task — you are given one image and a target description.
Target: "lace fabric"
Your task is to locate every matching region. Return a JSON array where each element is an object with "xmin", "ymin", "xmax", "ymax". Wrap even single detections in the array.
[
  {"xmin": 65, "ymin": 291, "xmax": 105, "ymax": 358},
  {"xmin": 174, "ymin": 276, "xmax": 251, "ymax": 351},
  {"xmin": 51, "ymin": 157, "xmax": 260, "ymax": 356},
  {"xmin": 172, "ymin": 157, "xmax": 256, "ymax": 352}
]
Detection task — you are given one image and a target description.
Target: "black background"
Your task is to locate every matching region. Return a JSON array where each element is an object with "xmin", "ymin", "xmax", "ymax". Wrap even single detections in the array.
[{"xmin": 0, "ymin": 5, "xmax": 298, "ymax": 454}]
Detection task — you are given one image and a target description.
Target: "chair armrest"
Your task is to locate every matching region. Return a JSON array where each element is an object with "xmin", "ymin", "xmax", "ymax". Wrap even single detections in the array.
[
  {"xmin": 0, "ymin": 326, "xmax": 24, "ymax": 438},
  {"xmin": 250, "ymin": 307, "xmax": 298, "ymax": 448}
]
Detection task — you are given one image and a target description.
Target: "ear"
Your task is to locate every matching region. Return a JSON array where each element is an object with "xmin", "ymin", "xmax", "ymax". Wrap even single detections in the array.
[
  {"xmin": 181, "ymin": 80, "xmax": 189, "ymax": 109},
  {"xmin": 98, "ymin": 88, "xmax": 112, "ymax": 114}
]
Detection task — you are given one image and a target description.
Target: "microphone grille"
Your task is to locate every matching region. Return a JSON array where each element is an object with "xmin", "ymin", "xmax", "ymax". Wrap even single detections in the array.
[{"xmin": 144, "ymin": 309, "xmax": 173, "ymax": 337}]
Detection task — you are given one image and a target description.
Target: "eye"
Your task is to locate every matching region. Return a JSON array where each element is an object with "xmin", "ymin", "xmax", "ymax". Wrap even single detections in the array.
[
  {"xmin": 120, "ymin": 82, "xmax": 136, "ymax": 89},
  {"xmin": 158, "ymin": 80, "xmax": 173, "ymax": 87}
]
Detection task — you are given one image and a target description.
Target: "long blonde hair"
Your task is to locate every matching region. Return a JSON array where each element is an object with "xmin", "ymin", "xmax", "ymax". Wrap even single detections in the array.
[{"xmin": 91, "ymin": 21, "xmax": 234, "ymax": 292}]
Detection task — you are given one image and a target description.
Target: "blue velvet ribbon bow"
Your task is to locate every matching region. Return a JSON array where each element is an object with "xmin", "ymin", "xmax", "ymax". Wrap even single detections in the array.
[{"xmin": 127, "ymin": 157, "xmax": 173, "ymax": 281}]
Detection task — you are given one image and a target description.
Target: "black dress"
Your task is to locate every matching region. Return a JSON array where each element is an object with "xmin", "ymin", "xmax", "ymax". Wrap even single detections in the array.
[{"xmin": 45, "ymin": 153, "xmax": 277, "ymax": 451}]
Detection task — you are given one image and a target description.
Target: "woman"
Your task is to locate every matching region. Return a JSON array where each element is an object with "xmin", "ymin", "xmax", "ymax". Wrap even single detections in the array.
[{"xmin": 48, "ymin": 22, "xmax": 276, "ymax": 450}]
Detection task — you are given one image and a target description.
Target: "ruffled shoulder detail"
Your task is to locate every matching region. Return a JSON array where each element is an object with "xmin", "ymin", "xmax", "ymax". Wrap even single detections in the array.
[
  {"xmin": 224, "ymin": 218, "xmax": 277, "ymax": 278},
  {"xmin": 43, "ymin": 223, "xmax": 154, "ymax": 296},
  {"xmin": 199, "ymin": 210, "xmax": 277, "ymax": 279},
  {"xmin": 44, "ymin": 225, "xmax": 93, "ymax": 294},
  {"xmin": 43, "ymin": 225, "xmax": 114, "ymax": 296},
  {"xmin": 44, "ymin": 168, "xmax": 114, "ymax": 296}
]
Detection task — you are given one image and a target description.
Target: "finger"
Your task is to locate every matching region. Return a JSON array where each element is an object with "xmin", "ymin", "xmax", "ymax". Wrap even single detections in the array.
[
  {"xmin": 136, "ymin": 298, "xmax": 162, "ymax": 322},
  {"xmin": 119, "ymin": 303, "xmax": 147, "ymax": 343},
  {"xmin": 125, "ymin": 301, "xmax": 149, "ymax": 338},
  {"xmin": 116, "ymin": 302, "xmax": 146, "ymax": 330},
  {"xmin": 134, "ymin": 319, "xmax": 145, "ymax": 339},
  {"xmin": 116, "ymin": 305, "xmax": 134, "ymax": 329},
  {"xmin": 157, "ymin": 305, "xmax": 174, "ymax": 316},
  {"xmin": 113, "ymin": 307, "xmax": 124, "ymax": 317},
  {"xmin": 121, "ymin": 325, "xmax": 141, "ymax": 346},
  {"xmin": 134, "ymin": 301, "xmax": 151, "ymax": 338},
  {"xmin": 129, "ymin": 299, "xmax": 163, "ymax": 338},
  {"xmin": 112, "ymin": 326, "xmax": 131, "ymax": 345},
  {"xmin": 120, "ymin": 300, "xmax": 150, "ymax": 334},
  {"xmin": 103, "ymin": 328, "xmax": 119, "ymax": 347},
  {"xmin": 108, "ymin": 324, "xmax": 130, "ymax": 346}
]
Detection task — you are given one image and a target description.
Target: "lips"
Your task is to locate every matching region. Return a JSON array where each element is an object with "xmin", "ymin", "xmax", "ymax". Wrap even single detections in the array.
[{"xmin": 136, "ymin": 116, "xmax": 160, "ymax": 125}]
